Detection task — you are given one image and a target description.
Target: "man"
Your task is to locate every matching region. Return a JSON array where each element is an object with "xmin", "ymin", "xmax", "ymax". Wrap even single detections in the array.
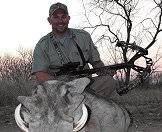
[{"xmin": 32, "ymin": 2, "xmax": 119, "ymax": 97}]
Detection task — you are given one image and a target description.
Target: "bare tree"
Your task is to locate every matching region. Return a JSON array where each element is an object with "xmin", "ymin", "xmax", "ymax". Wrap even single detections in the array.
[{"xmin": 81, "ymin": 0, "xmax": 162, "ymax": 88}]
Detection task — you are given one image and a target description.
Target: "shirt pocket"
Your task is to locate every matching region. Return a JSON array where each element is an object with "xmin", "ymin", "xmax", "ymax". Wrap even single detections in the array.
[
  {"xmin": 69, "ymin": 48, "xmax": 89, "ymax": 63},
  {"xmin": 69, "ymin": 51, "xmax": 80, "ymax": 62},
  {"xmin": 48, "ymin": 52, "xmax": 62, "ymax": 67}
]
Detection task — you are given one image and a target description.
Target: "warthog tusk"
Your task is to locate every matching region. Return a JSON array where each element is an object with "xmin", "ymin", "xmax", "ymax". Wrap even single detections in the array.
[
  {"xmin": 14, "ymin": 104, "xmax": 29, "ymax": 132},
  {"xmin": 73, "ymin": 104, "xmax": 88, "ymax": 132}
]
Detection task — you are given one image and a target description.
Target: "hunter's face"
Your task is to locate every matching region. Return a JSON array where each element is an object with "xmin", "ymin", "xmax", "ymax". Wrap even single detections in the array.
[{"xmin": 48, "ymin": 9, "xmax": 70, "ymax": 35}]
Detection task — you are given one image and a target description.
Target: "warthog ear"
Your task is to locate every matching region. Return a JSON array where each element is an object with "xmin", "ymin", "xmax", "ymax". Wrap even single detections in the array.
[{"xmin": 66, "ymin": 77, "xmax": 90, "ymax": 93}]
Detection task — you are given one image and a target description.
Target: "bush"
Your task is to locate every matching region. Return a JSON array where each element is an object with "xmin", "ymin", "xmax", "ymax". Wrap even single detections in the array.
[{"xmin": 0, "ymin": 49, "xmax": 36, "ymax": 106}]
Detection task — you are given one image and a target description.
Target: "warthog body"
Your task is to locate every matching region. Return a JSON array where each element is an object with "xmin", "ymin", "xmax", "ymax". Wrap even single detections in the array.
[{"xmin": 15, "ymin": 78, "xmax": 130, "ymax": 132}]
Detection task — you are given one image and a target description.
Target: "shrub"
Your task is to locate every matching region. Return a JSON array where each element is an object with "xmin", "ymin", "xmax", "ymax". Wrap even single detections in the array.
[{"xmin": 0, "ymin": 49, "xmax": 36, "ymax": 106}]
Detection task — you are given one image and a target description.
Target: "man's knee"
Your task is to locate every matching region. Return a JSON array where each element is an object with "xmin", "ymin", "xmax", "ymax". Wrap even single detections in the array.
[{"xmin": 89, "ymin": 75, "xmax": 119, "ymax": 97}]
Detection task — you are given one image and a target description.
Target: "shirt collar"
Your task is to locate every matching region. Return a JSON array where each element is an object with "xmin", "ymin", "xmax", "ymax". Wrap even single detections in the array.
[{"xmin": 49, "ymin": 28, "xmax": 75, "ymax": 40}]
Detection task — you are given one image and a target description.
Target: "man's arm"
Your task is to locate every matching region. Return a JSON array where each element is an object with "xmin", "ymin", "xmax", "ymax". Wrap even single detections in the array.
[{"xmin": 32, "ymin": 39, "xmax": 52, "ymax": 83}]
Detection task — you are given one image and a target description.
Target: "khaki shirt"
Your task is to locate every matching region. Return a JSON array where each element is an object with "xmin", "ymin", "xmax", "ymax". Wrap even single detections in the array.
[{"xmin": 32, "ymin": 28, "xmax": 101, "ymax": 74}]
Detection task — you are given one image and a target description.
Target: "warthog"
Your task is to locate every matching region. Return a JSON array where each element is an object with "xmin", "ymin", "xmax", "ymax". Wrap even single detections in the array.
[{"xmin": 15, "ymin": 77, "xmax": 130, "ymax": 132}]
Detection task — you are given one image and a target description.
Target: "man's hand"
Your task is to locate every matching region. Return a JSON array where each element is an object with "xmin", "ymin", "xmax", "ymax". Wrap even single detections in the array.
[{"xmin": 34, "ymin": 71, "xmax": 54, "ymax": 83}]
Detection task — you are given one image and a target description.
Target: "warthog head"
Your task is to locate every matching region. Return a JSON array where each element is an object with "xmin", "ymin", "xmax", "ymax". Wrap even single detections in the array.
[{"xmin": 15, "ymin": 77, "xmax": 91, "ymax": 132}]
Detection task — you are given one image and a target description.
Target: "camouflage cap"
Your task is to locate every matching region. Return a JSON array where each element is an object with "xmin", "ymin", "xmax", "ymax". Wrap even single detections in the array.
[{"xmin": 49, "ymin": 2, "xmax": 69, "ymax": 16}]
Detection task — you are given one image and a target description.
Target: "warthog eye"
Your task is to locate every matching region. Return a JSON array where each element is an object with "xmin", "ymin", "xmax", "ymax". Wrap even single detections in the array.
[
  {"xmin": 63, "ymin": 91, "xmax": 71, "ymax": 104},
  {"xmin": 32, "ymin": 96, "xmax": 43, "ymax": 108}
]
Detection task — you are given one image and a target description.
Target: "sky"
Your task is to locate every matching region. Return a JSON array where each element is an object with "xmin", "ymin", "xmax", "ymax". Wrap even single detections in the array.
[
  {"xmin": 0, "ymin": 0, "xmax": 84, "ymax": 55},
  {"xmin": 0, "ymin": 0, "xmax": 162, "ymax": 70}
]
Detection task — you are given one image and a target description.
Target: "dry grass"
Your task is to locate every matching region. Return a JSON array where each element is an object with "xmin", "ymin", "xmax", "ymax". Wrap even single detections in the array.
[{"xmin": 110, "ymin": 85, "xmax": 162, "ymax": 131}]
